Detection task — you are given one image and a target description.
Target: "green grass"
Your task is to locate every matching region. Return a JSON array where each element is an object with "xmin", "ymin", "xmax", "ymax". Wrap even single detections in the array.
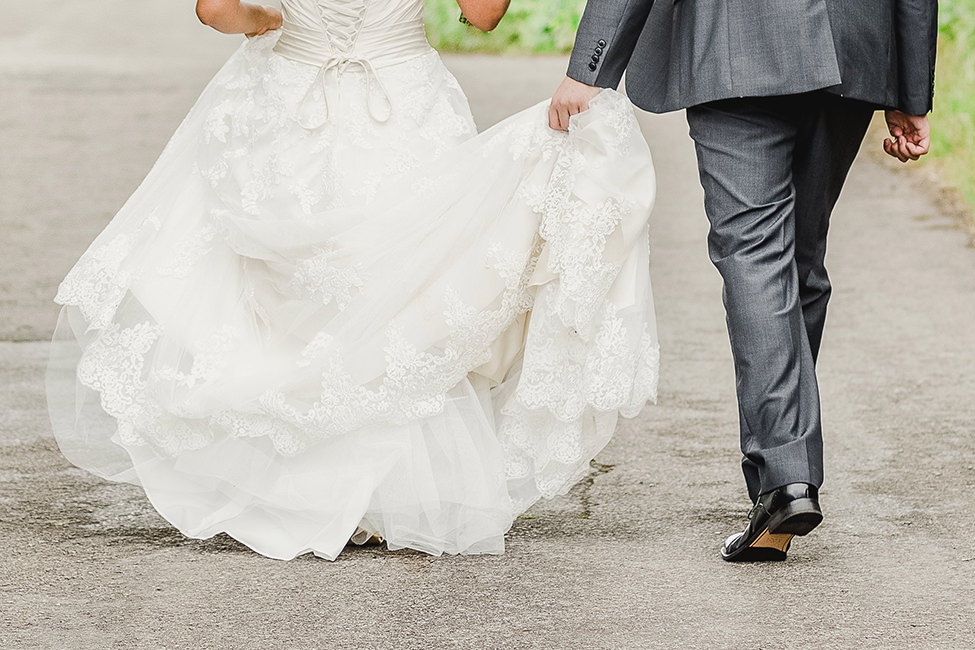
[
  {"xmin": 424, "ymin": 0, "xmax": 585, "ymax": 54},
  {"xmin": 931, "ymin": 1, "xmax": 975, "ymax": 223}
]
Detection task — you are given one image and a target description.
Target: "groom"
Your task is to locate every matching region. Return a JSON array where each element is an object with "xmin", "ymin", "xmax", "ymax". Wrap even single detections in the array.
[{"xmin": 550, "ymin": 0, "xmax": 938, "ymax": 561}]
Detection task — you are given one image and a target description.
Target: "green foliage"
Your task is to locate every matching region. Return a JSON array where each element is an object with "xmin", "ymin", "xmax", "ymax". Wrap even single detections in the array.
[
  {"xmin": 424, "ymin": 0, "xmax": 586, "ymax": 54},
  {"xmin": 932, "ymin": 0, "xmax": 975, "ymax": 213}
]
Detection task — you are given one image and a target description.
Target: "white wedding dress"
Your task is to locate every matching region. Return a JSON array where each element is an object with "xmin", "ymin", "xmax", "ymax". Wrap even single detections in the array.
[{"xmin": 47, "ymin": 0, "xmax": 659, "ymax": 560}]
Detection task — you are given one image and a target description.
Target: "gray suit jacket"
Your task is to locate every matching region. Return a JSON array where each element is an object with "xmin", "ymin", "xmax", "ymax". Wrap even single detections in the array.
[{"xmin": 567, "ymin": 0, "xmax": 938, "ymax": 116}]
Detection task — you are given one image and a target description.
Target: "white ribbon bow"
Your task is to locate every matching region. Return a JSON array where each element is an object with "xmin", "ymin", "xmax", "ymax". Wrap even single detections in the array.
[{"xmin": 296, "ymin": 55, "xmax": 394, "ymax": 130}]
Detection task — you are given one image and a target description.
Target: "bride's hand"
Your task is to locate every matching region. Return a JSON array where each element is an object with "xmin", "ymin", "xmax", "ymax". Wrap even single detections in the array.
[
  {"xmin": 548, "ymin": 76, "xmax": 601, "ymax": 131},
  {"xmin": 246, "ymin": 6, "xmax": 283, "ymax": 37}
]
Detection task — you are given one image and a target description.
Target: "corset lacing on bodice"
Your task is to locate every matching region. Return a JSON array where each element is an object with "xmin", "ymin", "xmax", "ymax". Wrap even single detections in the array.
[{"xmin": 273, "ymin": 0, "xmax": 432, "ymax": 129}]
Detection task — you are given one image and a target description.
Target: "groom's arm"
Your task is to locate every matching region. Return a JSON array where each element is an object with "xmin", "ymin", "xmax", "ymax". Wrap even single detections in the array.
[
  {"xmin": 893, "ymin": 0, "xmax": 938, "ymax": 116},
  {"xmin": 549, "ymin": 0, "xmax": 655, "ymax": 130},
  {"xmin": 567, "ymin": 0, "xmax": 656, "ymax": 89},
  {"xmin": 882, "ymin": 0, "xmax": 937, "ymax": 163}
]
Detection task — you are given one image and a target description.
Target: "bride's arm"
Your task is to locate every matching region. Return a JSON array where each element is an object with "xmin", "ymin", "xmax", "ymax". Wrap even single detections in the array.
[
  {"xmin": 455, "ymin": 0, "xmax": 511, "ymax": 32},
  {"xmin": 196, "ymin": 0, "xmax": 282, "ymax": 36}
]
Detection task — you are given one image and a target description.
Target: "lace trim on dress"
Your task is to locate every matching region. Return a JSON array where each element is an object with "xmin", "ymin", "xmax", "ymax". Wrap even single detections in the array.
[{"xmin": 53, "ymin": 40, "xmax": 657, "ymax": 504}]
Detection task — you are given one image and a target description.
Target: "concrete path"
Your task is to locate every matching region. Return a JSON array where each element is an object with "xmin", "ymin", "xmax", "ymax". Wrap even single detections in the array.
[{"xmin": 2, "ymin": 4, "xmax": 974, "ymax": 649}]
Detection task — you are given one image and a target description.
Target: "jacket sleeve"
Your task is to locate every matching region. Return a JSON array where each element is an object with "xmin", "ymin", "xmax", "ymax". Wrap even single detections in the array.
[
  {"xmin": 566, "ymin": 0, "xmax": 656, "ymax": 88},
  {"xmin": 895, "ymin": 0, "xmax": 938, "ymax": 115}
]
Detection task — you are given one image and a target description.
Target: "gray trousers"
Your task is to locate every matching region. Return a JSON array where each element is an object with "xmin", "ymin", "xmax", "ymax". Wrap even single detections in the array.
[{"xmin": 685, "ymin": 92, "xmax": 874, "ymax": 502}]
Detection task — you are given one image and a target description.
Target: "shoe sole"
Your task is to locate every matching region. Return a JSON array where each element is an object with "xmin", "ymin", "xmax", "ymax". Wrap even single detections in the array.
[{"xmin": 721, "ymin": 498, "xmax": 823, "ymax": 562}]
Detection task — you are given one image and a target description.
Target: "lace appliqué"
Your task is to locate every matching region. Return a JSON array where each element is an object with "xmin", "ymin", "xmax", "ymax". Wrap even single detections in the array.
[
  {"xmin": 157, "ymin": 225, "xmax": 217, "ymax": 279},
  {"xmin": 525, "ymin": 150, "xmax": 632, "ymax": 330},
  {"xmin": 56, "ymin": 232, "xmax": 139, "ymax": 330},
  {"xmin": 292, "ymin": 245, "xmax": 364, "ymax": 310},
  {"xmin": 76, "ymin": 321, "xmax": 162, "ymax": 426},
  {"xmin": 155, "ymin": 327, "xmax": 240, "ymax": 390}
]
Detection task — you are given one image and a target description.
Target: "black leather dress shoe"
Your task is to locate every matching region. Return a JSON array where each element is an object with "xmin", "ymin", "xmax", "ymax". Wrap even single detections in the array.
[{"xmin": 721, "ymin": 483, "xmax": 822, "ymax": 562}]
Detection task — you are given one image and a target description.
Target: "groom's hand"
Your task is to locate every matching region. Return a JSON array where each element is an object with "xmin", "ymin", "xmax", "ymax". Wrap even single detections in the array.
[
  {"xmin": 883, "ymin": 111, "xmax": 931, "ymax": 163},
  {"xmin": 549, "ymin": 77, "xmax": 602, "ymax": 131}
]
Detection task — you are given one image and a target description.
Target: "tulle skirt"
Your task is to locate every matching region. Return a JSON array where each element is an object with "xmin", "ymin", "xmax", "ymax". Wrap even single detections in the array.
[{"xmin": 47, "ymin": 34, "xmax": 659, "ymax": 560}]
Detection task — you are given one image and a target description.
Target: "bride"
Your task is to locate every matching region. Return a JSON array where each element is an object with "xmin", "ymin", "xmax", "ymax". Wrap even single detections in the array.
[{"xmin": 47, "ymin": 0, "xmax": 659, "ymax": 560}]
